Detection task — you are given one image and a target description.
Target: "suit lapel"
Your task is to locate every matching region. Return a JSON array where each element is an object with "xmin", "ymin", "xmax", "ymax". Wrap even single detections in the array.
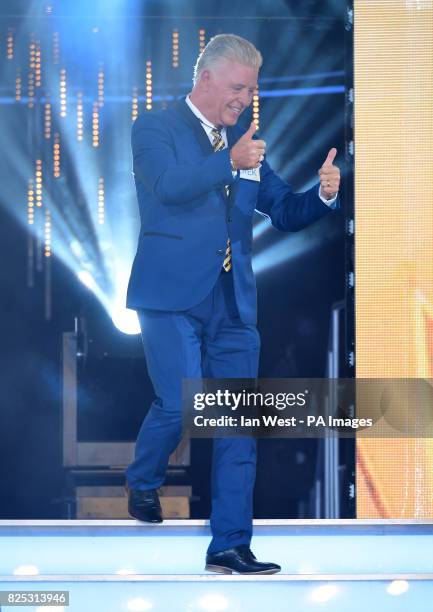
[
  {"xmin": 174, "ymin": 99, "xmax": 238, "ymax": 204},
  {"xmin": 173, "ymin": 99, "xmax": 214, "ymax": 156}
]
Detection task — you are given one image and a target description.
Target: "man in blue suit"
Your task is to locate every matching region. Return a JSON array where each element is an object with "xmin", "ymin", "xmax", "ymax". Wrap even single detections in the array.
[{"xmin": 126, "ymin": 34, "xmax": 340, "ymax": 574}]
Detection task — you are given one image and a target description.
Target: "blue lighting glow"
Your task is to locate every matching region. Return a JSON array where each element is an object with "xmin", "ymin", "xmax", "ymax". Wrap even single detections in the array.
[{"xmin": 0, "ymin": 6, "xmax": 344, "ymax": 334}]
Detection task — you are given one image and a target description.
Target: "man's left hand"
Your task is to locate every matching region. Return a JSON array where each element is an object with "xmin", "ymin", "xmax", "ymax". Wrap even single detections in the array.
[{"xmin": 318, "ymin": 148, "xmax": 340, "ymax": 200}]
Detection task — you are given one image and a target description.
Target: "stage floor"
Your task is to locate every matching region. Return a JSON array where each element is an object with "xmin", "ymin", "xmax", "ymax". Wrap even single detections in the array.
[{"xmin": 1, "ymin": 520, "xmax": 432, "ymax": 611}]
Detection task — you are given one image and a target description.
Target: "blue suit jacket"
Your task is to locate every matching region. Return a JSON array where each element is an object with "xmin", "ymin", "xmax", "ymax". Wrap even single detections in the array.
[{"xmin": 127, "ymin": 100, "xmax": 336, "ymax": 324}]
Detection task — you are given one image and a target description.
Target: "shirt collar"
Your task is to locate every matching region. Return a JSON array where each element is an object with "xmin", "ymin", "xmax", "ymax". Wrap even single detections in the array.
[{"xmin": 185, "ymin": 95, "xmax": 224, "ymax": 133}]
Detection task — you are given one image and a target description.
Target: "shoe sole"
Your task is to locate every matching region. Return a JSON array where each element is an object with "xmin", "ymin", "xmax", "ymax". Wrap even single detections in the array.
[
  {"xmin": 129, "ymin": 514, "xmax": 163, "ymax": 523},
  {"xmin": 128, "ymin": 509, "xmax": 163, "ymax": 524},
  {"xmin": 205, "ymin": 564, "xmax": 280, "ymax": 575}
]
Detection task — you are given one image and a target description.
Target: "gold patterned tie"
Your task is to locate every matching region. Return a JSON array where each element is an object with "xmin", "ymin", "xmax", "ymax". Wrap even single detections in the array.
[
  {"xmin": 210, "ymin": 128, "xmax": 232, "ymax": 272},
  {"xmin": 210, "ymin": 127, "xmax": 226, "ymax": 153}
]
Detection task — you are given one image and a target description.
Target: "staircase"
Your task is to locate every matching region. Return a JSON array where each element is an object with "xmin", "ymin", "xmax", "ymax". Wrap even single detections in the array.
[{"xmin": 1, "ymin": 519, "xmax": 432, "ymax": 611}]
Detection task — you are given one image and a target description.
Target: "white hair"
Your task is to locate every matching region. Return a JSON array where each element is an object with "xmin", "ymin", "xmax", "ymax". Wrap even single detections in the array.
[{"xmin": 193, "ymin": 34, "xmax": 262, "ymax": 84}]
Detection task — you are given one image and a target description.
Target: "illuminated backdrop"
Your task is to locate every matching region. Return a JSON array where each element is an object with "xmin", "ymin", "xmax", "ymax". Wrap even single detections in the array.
[{"xmin": 355, "ymin": 0, "xmax": 433, "ymax": 518}]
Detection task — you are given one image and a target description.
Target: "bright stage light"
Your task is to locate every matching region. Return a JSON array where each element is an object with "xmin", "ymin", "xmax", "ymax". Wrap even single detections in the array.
[
  {"xmin": 387, "ymin": 580, "xmax": 409, "ymax": 596},
  {"xmin": 111, "ymin": 304, "xmax": 140, "ymax": 335},
  {"xmin": 310, "ymin": 584, "xmax": 338, "ymax": 603},
  {"xmin": 76, "ymin": 269, "xmax": 140, "ymax": 335},
  {"xmin": 1, "ymin": 0, "xmax": 143, "ymax": 337},
  {"xmin": 77, "ymin": 270, "xmax": 97, "ymax": 291},
  {"xmin": 1, "ymin": 6, "xmax": 343, "ymax": 340},
  {"xmin": 13, "ymin": 564, "xmax": 39, "ymax": 576}
]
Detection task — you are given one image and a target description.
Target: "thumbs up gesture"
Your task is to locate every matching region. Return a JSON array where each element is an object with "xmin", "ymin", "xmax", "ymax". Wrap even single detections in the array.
[
  {"xmin": 230, "ymin": 122, "xmax": 266, "ymax": 170},
  {"xmin": 318, "ymin": 148, "xmax": 340, "ymax": 200}
]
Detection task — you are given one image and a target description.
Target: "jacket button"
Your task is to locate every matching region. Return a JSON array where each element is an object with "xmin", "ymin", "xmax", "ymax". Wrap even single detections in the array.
[{"xmin": 216, "ymin": 249, "xmax": 224, "ymax": 255}]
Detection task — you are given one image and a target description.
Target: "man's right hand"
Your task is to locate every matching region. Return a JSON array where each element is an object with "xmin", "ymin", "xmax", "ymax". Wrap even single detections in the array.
[{"xmin": 230, "ymin": 122, "xmax": 266, "ymax": 170}]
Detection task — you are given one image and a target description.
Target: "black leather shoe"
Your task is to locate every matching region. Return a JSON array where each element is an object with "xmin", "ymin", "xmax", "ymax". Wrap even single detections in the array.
[
  {"xmin": 126, "ymin": 486, "xmax": 163, "ymax": 523},
  {"xmin": 205, "ymin": 544, "xmax": 281, "ymax": 574}
]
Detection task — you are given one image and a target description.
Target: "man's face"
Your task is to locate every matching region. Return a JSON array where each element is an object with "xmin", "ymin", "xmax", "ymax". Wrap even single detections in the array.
[{"xmin": 202, "ymin": 59, "xmax": 259, "ymax": 127}]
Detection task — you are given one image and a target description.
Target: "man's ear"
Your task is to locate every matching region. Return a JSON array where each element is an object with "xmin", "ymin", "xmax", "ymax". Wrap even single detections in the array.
[{"xmin": 200, "ymin": 69, "xmax": 211, "ymax": 92}]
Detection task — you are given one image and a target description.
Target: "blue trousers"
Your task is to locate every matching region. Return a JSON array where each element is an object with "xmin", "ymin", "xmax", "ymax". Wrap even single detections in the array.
[{"xmin": 126, "ymin": 271, "xmax": 260, "ymax": 553}]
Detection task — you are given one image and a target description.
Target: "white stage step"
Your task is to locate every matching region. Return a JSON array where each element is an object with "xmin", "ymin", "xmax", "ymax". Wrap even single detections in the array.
[{"xmin": 0, "ymin": 520, "xmax": 432, "ymax": 611}]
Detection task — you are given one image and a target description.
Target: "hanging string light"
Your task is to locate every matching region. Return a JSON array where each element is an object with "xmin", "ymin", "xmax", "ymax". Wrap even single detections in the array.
[
  {"xmin": 35, "ymin": 159, "xmax": 42, "ymax": 207},
  {"xmin": 76, "ymin": 91, "xmax": 84, "ymax": 141},
  {"xmin": 92, "ymin": 101, "xmax": 99, "ymax": 147},
  {"xmin": 98, "ymin": 177, "xmax": 105, "ymax": 225},
  {"xmin": 15, "ymin": 68, "xmax": 22, "ymax": 101},
  {"xmin": 53, "ymin": 133, "xmax": 60, "ymax": 178},
  {"xmin": 252, "ymin": 89, "xmax": 260, "ymax": 129},
  {"xmin": 7, "ymin": 28, "xmax": 14, "ymax": 60},
  {"xmin": 28, "ymin": 37, "xmax": 36, "ymax": 108},
  {"xmin": 131, "ymin": 86, "xmax": 138, "ymax": 122},
  {"xmin": 44, "ymin": 207, "xmax": 51, "ymax": 258},
  {"xmin": 97, "ymin": 64, "xmax": 104, "ymax": 107},
  {"xmin": 59, "ymin": 68, "xmax": 67, "ymax": 117},
  {"xmin": 172, "ymin": 29, "xmax": 179, "ymax": 68},
  {"xmin": 27, "ymin": 179, "xmax": 35, "ymax": 226},
  {"xmin": 199, "ymin": 28, "xmax": 206, "ymax": 53},
  {"xmin": 35, "ymin": 40, "xmax": 42, "ymax": 87},
  {"xmin": 145, "ymin": 60, "xmax": 152, "ymax": 111},
  {"xmin": 53, "ymin": 31, "xmax": 60, "ymax": 64},
  {"xmin": 44, "ymin": 102, "xmax": 52, "ymax": 139}
]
